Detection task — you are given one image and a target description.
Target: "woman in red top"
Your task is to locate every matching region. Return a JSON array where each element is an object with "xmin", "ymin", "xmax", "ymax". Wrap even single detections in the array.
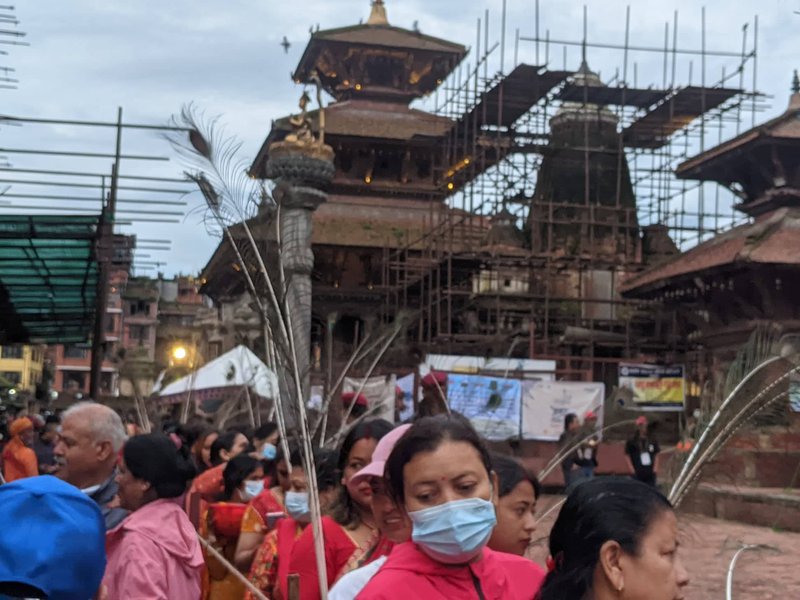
[
  {"xmin": 244, "ymin": 447, "xmax": 339, "ymax": 600},
  {"xmin": 358, "ymin": 414, "xmax": 546, "ymax": 600},
  {"xmin": 286, "ymin": 419, "xmax": 394, "ymax": 600}
]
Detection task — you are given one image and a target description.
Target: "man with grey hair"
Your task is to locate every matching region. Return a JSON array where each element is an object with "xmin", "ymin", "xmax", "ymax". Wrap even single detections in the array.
[{"xmin": 54, "ymin": 401, "xmax": 129, "ymax": 529}]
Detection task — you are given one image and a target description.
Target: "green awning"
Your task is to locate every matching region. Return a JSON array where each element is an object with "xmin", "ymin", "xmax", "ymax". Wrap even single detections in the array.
[{"xmin": 0, "ymin": 215, "xmax": 101, "ymax": 344}]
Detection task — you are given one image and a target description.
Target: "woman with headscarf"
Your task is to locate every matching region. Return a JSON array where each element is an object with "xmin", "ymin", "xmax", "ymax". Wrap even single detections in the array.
[
  {"xmin": 102, "ymin": 433, "xmax": 203, "ymax": 599},
  {"xmin": 2, "ymin": 416, "xmax": 38, "ymax": 482}
]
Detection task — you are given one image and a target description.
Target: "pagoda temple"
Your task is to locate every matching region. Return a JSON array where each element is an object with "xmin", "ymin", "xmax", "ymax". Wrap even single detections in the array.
[
  {"xmin": 201, "ymin": 1, "xmax": 476, "ymax": 363},
  {"xmin": 622, "ymin": 75, "xmax": 800, "ymax": 377}
]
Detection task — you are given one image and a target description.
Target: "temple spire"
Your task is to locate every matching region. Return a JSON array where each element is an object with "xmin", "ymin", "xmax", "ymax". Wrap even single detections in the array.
[{"xmin": 367, "ymin": 0, "xmax": 389, "ymax": 26}]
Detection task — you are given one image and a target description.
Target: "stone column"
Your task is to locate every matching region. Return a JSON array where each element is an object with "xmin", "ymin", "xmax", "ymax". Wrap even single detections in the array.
[{"xmin": 265, "ymin": 141, "xmax": 334, "ymax": 403}]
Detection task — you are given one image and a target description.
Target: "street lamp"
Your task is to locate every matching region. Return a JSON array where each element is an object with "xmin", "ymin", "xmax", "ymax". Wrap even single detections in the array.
[{"xmin": 172, "ymin": 346, "xmax": 188, "ymax": 361}]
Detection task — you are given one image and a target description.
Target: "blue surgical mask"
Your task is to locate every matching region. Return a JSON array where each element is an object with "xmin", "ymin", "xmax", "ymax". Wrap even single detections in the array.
[
  {"xmin": 262, "ymin": 443, "xmax": 277, "ymax": 461},
  {"xmin": 285, "ymin": 491, "xmax": 311, "ymax": 522},
  {"xmin": 409, "ymin": 497, "xmax": 497, "ymax": 564},
  {"xmin": 243, "ymin": 480, "xmax": 264, "ymax": 500}
]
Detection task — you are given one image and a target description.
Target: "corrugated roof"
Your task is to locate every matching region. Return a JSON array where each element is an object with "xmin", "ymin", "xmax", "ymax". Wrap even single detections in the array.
[
  {"xmin": 622, "ymin": 86, "xmax": 742, "ymax": 149},
  {"xmin": 0, "ymin": 214, "xmax": 100, "ymax": 343}
]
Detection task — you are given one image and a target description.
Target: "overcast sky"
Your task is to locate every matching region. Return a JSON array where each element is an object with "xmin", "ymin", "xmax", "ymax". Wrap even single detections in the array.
[{"xmin": 2, "ymin": 0, "xmax": 798, "ymax": 276}]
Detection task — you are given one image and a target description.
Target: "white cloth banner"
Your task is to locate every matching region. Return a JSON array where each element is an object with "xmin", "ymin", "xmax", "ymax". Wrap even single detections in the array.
[
  {"xmin": 344, "ymin": 375, "xmax": 396, "ymax": 423},
  {"xmin": 521, "ymin": 381, "xmax": 605, "ymax": 441}
]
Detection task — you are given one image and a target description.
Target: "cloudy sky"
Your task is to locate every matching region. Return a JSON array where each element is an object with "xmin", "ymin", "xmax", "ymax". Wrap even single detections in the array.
[{"xmin": 3, "ymin": 0, "xmax": 798, "ymax": 276}]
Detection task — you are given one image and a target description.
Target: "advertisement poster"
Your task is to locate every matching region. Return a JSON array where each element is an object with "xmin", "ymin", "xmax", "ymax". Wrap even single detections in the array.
[
  {"xmin": 619, "ymin": 363, "xmax": 685, "ymax": 411},
  {"xmin": 447, "ymin": 374, "xmax": 522, "ymax": 441},
  {"xmin": 521, "ymin": 381, "xmax": 605, "ymax": 441}
]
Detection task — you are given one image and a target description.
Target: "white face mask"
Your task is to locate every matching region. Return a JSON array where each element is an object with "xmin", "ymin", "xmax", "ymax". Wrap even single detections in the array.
[{"xmin": 242, "ymin": 480, "xmax": 264, "ymax": 501}]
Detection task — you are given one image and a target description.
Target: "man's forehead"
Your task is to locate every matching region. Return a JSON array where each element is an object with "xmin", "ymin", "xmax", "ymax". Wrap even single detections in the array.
[{"xmin": 60, "ymin": 415, "xmax": 91, "ymax": 438}]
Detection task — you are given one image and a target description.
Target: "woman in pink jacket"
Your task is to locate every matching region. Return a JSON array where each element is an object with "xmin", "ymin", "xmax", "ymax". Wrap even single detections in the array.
[
  {"xmin": 358, "ymin": 414, "xmax": 545, "ymax": 600},
  {"xmin": 102, "ymin": 433, "xmax": 204, "ymax": 600}
]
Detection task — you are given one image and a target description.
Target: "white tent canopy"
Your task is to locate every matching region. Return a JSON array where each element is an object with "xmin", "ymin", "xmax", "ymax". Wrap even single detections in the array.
[{"xmin": 155, "ymin": 345, "xmax": 279, "ymax": 399}]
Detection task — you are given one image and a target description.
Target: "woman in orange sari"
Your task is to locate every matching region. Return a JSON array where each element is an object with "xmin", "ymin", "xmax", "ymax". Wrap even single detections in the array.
[
  {"xmin": 244, "ymin": 447, "xmax": 339, "ymax": 600},
  {"xmin": 285, "ymin": 419, "xmax": 394, "ymax": 600},
  {"xmin": 200, "ymin": 454, "xmax": 264, "ymax": 600},
  {"xmin": 233, "ymin": 442, "xmax": 294, "ymax": 571}
]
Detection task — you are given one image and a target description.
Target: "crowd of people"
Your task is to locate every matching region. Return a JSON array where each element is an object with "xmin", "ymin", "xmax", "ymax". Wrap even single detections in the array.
[{"xmin": 0, "ymin": 400, "xmax": 689, "ymax": 599}]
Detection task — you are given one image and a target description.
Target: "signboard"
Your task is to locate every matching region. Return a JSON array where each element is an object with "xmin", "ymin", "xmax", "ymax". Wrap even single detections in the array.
[
  {"xmin": 447, "ymin": 374, "xmax": 522, "ymax": 441},
  {"xmin": 619, "ymin": 363, "xmax": 685, "ymax": 411},
  {"xmin": 521, "ymin": 381, "xmax": 605, "ymax": 441}
]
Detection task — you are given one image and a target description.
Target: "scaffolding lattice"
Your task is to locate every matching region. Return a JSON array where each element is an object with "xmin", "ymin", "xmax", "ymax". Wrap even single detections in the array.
[{"xmin": 380, "ymin": 1, "xmax": 765, "ymax": 385}]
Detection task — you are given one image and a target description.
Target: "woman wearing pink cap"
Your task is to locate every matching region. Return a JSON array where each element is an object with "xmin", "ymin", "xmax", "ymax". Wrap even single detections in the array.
[{"xmin": 329, "ymin": 424, "xmax": 413, "ymax": 599}]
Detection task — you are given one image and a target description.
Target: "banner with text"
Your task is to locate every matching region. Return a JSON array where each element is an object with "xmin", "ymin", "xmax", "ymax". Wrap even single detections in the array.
[
  {"xmin": 618, "ymin": 363, "xmax": 685, "ymax": 411},
  {"xmin": 521, "ymin": 381, "xmax": 605, "ymax": 441},
  {"xmin": 447, "ymin": 374, "xmax": 522, "ymax": 441}
]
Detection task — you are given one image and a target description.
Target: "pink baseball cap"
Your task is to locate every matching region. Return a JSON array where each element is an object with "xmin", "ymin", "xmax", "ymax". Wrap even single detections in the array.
[{"xmin": 351, "ymin": 424, "xmax": 412, "ymax": 485}]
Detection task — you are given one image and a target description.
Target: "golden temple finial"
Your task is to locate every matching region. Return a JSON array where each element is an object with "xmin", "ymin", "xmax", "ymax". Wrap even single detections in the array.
[{"xmin": 367, "ymin": 0, "xmax": 389, "ymax": 26}]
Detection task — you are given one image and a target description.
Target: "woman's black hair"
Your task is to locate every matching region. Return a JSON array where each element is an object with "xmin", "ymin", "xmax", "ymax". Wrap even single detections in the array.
[
  {"xmin": 123, "ymin": 433, "xmax": 196, "ymax": 500},
  {"xmin": 491, "ymin": 453, "xmax": 541, "ymax": 499},
  {"xmin": 385, "ymin": 413, "xmax": 492, "ymax": 504},
  {"xmin": 536, "ymin": 477, "xmax": 673, "ymax": 600},
  {"xmin": 254, "ymin": 422, "xmax": 279, "ymax": 442},
  {"xmin": 222, "ymin": 454, "xmax": 262, "ymax": 501},
  {"xmin": 331, "ymin": 418, "xmax": 394, "ymax": 528},
  {"xmin": 564, "ymin": 413, "xmax": 579, "ymax": 432},
  {"xmin": 210, "ymin": 430, "xmax": 242, "ymax": 466},
  {"xmin": 314, "ymin": 448, "xmax": 339, "ymax": 492}
]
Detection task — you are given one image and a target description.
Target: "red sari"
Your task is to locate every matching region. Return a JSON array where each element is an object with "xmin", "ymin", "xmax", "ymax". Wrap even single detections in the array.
[
  {"xmin": 245, "ymin": 517, "xmax": 303, "ymax": 600},
  {"xmin": 185, "ymin": 464, "xmax": 225, "ymax": 528},
  {"xmin": 285, "ymin": 516, "xmax": 382, "ymax": 600}
]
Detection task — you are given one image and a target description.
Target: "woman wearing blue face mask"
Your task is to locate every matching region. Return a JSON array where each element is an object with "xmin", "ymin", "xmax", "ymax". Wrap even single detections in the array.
[
  {"xmin": 253, "ymin": 422, "xmax": 280, "ymax": 463},
  {"xmin": 244, "ymin": 447, "xmax": 340, "ymax": 600},
  {"xmin": 200, "ymin": 454, "xmax": 265, "ymax": 600},
  {"xmin": 234, "ymin": 442, "xmax": 296, "ymax": 571},
  {"xmin": 358, "ymin": 414, "xmax": 546, "ymax": 600}
]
